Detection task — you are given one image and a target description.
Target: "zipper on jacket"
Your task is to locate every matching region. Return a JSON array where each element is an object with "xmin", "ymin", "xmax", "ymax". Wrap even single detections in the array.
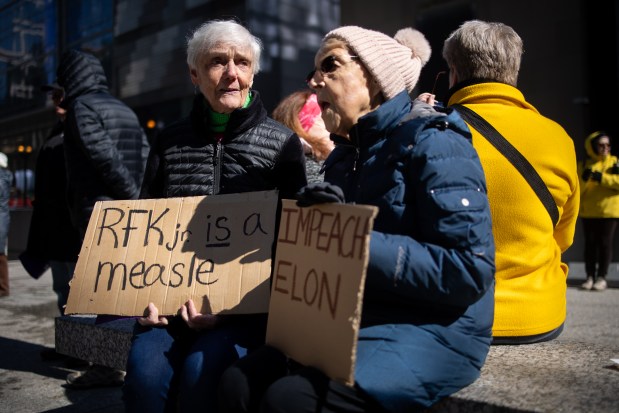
[
  {"xmin": 351, "ymin": 127, "xmax": 361, "ymax": 172},
  {"xmin": 350, "ymin": 128, "xmax": 362, "ymax": 203},
  {"xmin": 353, "ymin": 147, "xmax": 360, "ymax": 172},
  {"xmin": 213, "ymin": 133, "xmax": 224, "ymax": 195}
]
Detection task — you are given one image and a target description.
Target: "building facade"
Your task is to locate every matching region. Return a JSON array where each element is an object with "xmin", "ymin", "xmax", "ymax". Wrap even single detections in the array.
[{"xmin": 1, "ymin": 0, "xmax": 618, "ymax": 261}]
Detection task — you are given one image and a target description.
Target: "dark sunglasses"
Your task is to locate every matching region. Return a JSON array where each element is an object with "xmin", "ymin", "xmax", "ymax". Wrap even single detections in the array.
[{"xmin": 306, "ymin": 54, "xmax": 359, "ymax": 84}]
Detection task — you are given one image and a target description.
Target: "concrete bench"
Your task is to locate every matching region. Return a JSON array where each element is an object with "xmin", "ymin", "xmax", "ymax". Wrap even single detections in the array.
[
  {"xmin": 56, "ymin": 315, "xmax": 619, "ymax": 412},
  {"xmin": 55, "ymin": 315, "xmax": 134, "ymax": 371}
]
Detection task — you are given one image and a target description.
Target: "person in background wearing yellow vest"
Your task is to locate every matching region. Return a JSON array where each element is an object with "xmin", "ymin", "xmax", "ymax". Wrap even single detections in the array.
[
  {"xmin": 579, "ymin": 131, "xmax": 619, "ymax": 291},
  {"xmin": 423, "ymin": 20, "xmax": 580, "ymax": 344}
]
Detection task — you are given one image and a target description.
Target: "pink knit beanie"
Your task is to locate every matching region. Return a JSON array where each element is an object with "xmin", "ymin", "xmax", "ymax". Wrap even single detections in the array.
[{"xmin": 324, "ymin": 26, "xmax": 431, "ymax": 100}]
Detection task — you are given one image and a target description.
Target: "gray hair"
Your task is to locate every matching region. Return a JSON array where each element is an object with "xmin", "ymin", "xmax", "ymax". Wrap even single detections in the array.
[
  {"xmin": 442, "ymin": 20, "xmax": 523, "ymax": 87},
  {"xmin": 186, "ymin": 20, "xmax": 263, "ymax": 74}
]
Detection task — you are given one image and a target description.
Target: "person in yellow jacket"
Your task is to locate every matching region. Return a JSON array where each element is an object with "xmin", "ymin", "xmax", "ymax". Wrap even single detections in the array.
[
  {"xmin": 420, "ymin": 20, "xmax": 580, "ymax": 344},
  {"xmin": 578, "ymin": 131, "xmax": 619, "ymax": 291}
]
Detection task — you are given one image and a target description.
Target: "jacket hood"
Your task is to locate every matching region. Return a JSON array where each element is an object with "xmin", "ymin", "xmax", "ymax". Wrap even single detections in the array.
[
  {"xmin": 584, "ymin": 131, "xmax": 609, "ymax": 161},
  {"xmin": 56, "ymin": 50, "xmax": 109, "ymax": 108}
]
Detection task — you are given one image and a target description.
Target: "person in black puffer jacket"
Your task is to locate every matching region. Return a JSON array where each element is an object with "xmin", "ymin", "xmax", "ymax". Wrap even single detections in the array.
[
  {"xmin": 56, "ymin": 49, "xmax": 150, "ymax": 237},
  {"xmin": 56, "ymin": 50, "xmax": 150, "ymax": 389},
  {"xmin": 122, "ymin": 20, "xmax": 307, "ymax": 413}
]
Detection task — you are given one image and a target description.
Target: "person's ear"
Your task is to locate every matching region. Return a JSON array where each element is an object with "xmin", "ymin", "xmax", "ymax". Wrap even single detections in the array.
[
  {"xmin": 448, "ymin": 67, "xmax": 458, "ymax": 87},
  {"xmin": 189, "ymin": 68, "xmax": 198, "ymax": 84}
]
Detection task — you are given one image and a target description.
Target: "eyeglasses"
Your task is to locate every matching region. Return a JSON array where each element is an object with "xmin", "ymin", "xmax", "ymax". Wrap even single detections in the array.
[{"xmin": 306, "ymin": 54, "xmax": 359, "ymax": 85}]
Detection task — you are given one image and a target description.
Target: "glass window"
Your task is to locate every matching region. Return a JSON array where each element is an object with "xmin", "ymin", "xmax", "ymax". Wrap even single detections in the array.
[
  {"xmin": 0, "ymin": 0, "xmax": 49, "ymax": 116},
  {"xmin": 64, "ymin": 0, "xmax": 114, "ymax": 53}
]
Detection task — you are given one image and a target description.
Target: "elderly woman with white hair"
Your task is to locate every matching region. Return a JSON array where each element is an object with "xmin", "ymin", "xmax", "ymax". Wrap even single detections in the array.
[
  {"xmin": 122, "ymin": 19, "xmax": 307, "ymax": 413},
  {"xmin": 218, "ymin": 25, "xmax": 495, "ymax": 413}
]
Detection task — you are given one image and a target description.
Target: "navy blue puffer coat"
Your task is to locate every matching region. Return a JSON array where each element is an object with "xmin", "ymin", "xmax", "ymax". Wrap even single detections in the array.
[
  {"xmin": 56, "ymin": 50, "xmax": 150, "ymax": 235},
  {"xmin": 323, "ymin": 92, "xmax": 495, "ymax": 412}
]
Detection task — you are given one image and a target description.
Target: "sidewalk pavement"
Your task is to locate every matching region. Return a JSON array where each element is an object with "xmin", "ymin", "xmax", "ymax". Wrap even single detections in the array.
[
  {"xmin": 1, "ymin": 260, "xmax": 618, "ymax": 413},
  {"xmin": 0, "ymin": 261, "xmax": 123, "ymax": 413}
]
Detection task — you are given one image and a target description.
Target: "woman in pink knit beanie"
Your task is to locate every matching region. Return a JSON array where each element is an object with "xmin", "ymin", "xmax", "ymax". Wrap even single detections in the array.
[{"xmin": 219, "ymin": 25, "xmax": 494, "ymax": 413}]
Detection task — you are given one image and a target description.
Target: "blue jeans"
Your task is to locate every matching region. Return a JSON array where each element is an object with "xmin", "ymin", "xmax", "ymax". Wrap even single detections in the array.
[
  {"xmin": 49, "ymin": 260, "xmax": 76, "ymax": 315},
  {"xmin": 122, "ymin": 314, "xmax": 267, "ymax": 413}
]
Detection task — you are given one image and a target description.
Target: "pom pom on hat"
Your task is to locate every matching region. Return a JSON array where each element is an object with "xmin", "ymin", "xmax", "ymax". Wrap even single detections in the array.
[
  {"xmin": 324, "ymin": 26, "xmax": 431, "ymax": 100},
  {"xmin": 394, "ymin": 28, "xmax": 431, "ymax": 65}
]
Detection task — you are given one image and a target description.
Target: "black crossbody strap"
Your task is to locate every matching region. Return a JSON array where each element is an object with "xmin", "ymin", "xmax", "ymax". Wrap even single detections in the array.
[{"xmin": 452, "ymin": 104, "xmax": 559, "ymax": 227}]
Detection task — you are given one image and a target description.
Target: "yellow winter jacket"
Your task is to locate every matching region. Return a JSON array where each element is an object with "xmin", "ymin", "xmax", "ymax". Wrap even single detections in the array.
[
  {"xmin": 448, "ymin": 82, "xmax": 580, "ymax": 338},
  {"xmin": 578, "ymin": 133, "xmax": 619, "ymax": 218}
]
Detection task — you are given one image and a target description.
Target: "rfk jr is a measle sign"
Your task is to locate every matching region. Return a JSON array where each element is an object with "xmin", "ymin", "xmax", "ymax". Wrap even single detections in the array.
[
  {"xmin": 267, "ymin": 200, "xmax": 378, "ymax": 386},
  {"xmin": 65, "ymin": 190, "xmax": 278, "ymax": 316}
]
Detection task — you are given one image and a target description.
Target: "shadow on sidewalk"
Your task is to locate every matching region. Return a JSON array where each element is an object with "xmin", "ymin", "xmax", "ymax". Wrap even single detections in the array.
[
  {"xmin": 0, "ymin": 336, "xmax": 125, "ymax": 413},
  {"xmin": 0, "ymin": 336, "xmax": 68, "ymax": 380}
]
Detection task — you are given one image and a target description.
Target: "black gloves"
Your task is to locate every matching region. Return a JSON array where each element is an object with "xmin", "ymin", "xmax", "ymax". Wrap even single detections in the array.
[
  {"xmin": 582, "ymin": 169, "xmax": 603, "ymax": 182},
  {"xmin": 591, "ymin": 171, "xmax": 603, "ymax": 183},
  {"xmin": 296, "ymin": 182, "xmax": 345, "ymax": 207}
]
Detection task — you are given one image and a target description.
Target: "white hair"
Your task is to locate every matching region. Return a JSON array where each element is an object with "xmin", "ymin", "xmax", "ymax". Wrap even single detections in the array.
[{"xmin": 186, "ymin": 19, "xmax": 263, "ymax": 74}]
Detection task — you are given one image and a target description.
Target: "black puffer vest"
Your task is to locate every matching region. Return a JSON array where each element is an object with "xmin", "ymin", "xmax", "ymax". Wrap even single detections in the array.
[{"xmin": 140, "ymin": 92, "xmax": 307, "ymax": 200}]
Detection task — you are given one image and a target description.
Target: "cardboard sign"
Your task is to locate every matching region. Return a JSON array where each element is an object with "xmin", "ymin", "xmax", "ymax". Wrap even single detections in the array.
[
  {"xmin": 64, "ymin": 190, "xmax": 279, "ymax": 316},
  {"xmin": 266, "ymin": 200, "xmax": 378, "ymax": 386}
]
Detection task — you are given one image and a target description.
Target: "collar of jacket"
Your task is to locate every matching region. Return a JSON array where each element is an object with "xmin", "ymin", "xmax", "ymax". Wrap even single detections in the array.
[
  {"xmin": 190, "ymin": 89, "xmax": 268, "ymax": 142},
  {"xmin": 445, "ymin": 79, "xmax": 537, "ymax": 114},
  {"xmin": 335, "ymin": 91, "xmax": 412, "ymax": 148}
]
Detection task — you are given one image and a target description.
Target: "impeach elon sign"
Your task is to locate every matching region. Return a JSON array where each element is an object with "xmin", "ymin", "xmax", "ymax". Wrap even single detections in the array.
[
  {"xmin": 64, "ymin": 191, "xmax": 279, "ymax": 316},
  {"xmin": 267, "ymin": 199, "xmax": 378, "ymax": 386}
]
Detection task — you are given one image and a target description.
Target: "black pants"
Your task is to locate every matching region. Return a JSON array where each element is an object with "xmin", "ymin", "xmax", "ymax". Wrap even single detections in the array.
[
  {"xmin": 218, "ymin": 345, "xmax": 388, "ymax": 413},
  {"xmin": 582, "ymin": 218, "xmax": 618, "ymax": 279}
]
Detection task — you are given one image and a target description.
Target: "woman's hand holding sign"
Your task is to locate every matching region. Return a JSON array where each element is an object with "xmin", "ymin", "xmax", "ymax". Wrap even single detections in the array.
[
  {"xmin": 179, "ymin": 299, "xmax": 219, "ymax": 330},
  {"xmin": 137, "ymin": 302, "xmax": 170, "ymax": 326}
]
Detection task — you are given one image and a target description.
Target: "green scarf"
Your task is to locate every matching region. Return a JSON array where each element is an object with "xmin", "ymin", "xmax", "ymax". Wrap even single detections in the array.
[{"xmin": 207, "ymin": 92, "xmax": 252, "ymax": 133}]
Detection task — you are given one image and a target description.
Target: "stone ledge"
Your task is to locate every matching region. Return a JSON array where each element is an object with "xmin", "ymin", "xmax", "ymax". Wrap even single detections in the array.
[
  {"xmin": 56, "ymin": 316, "xmax": 619, "ymax": 412},
  {"xmin": 55, "ymin": 315, "xmax": 134, "ymax": 371}
]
